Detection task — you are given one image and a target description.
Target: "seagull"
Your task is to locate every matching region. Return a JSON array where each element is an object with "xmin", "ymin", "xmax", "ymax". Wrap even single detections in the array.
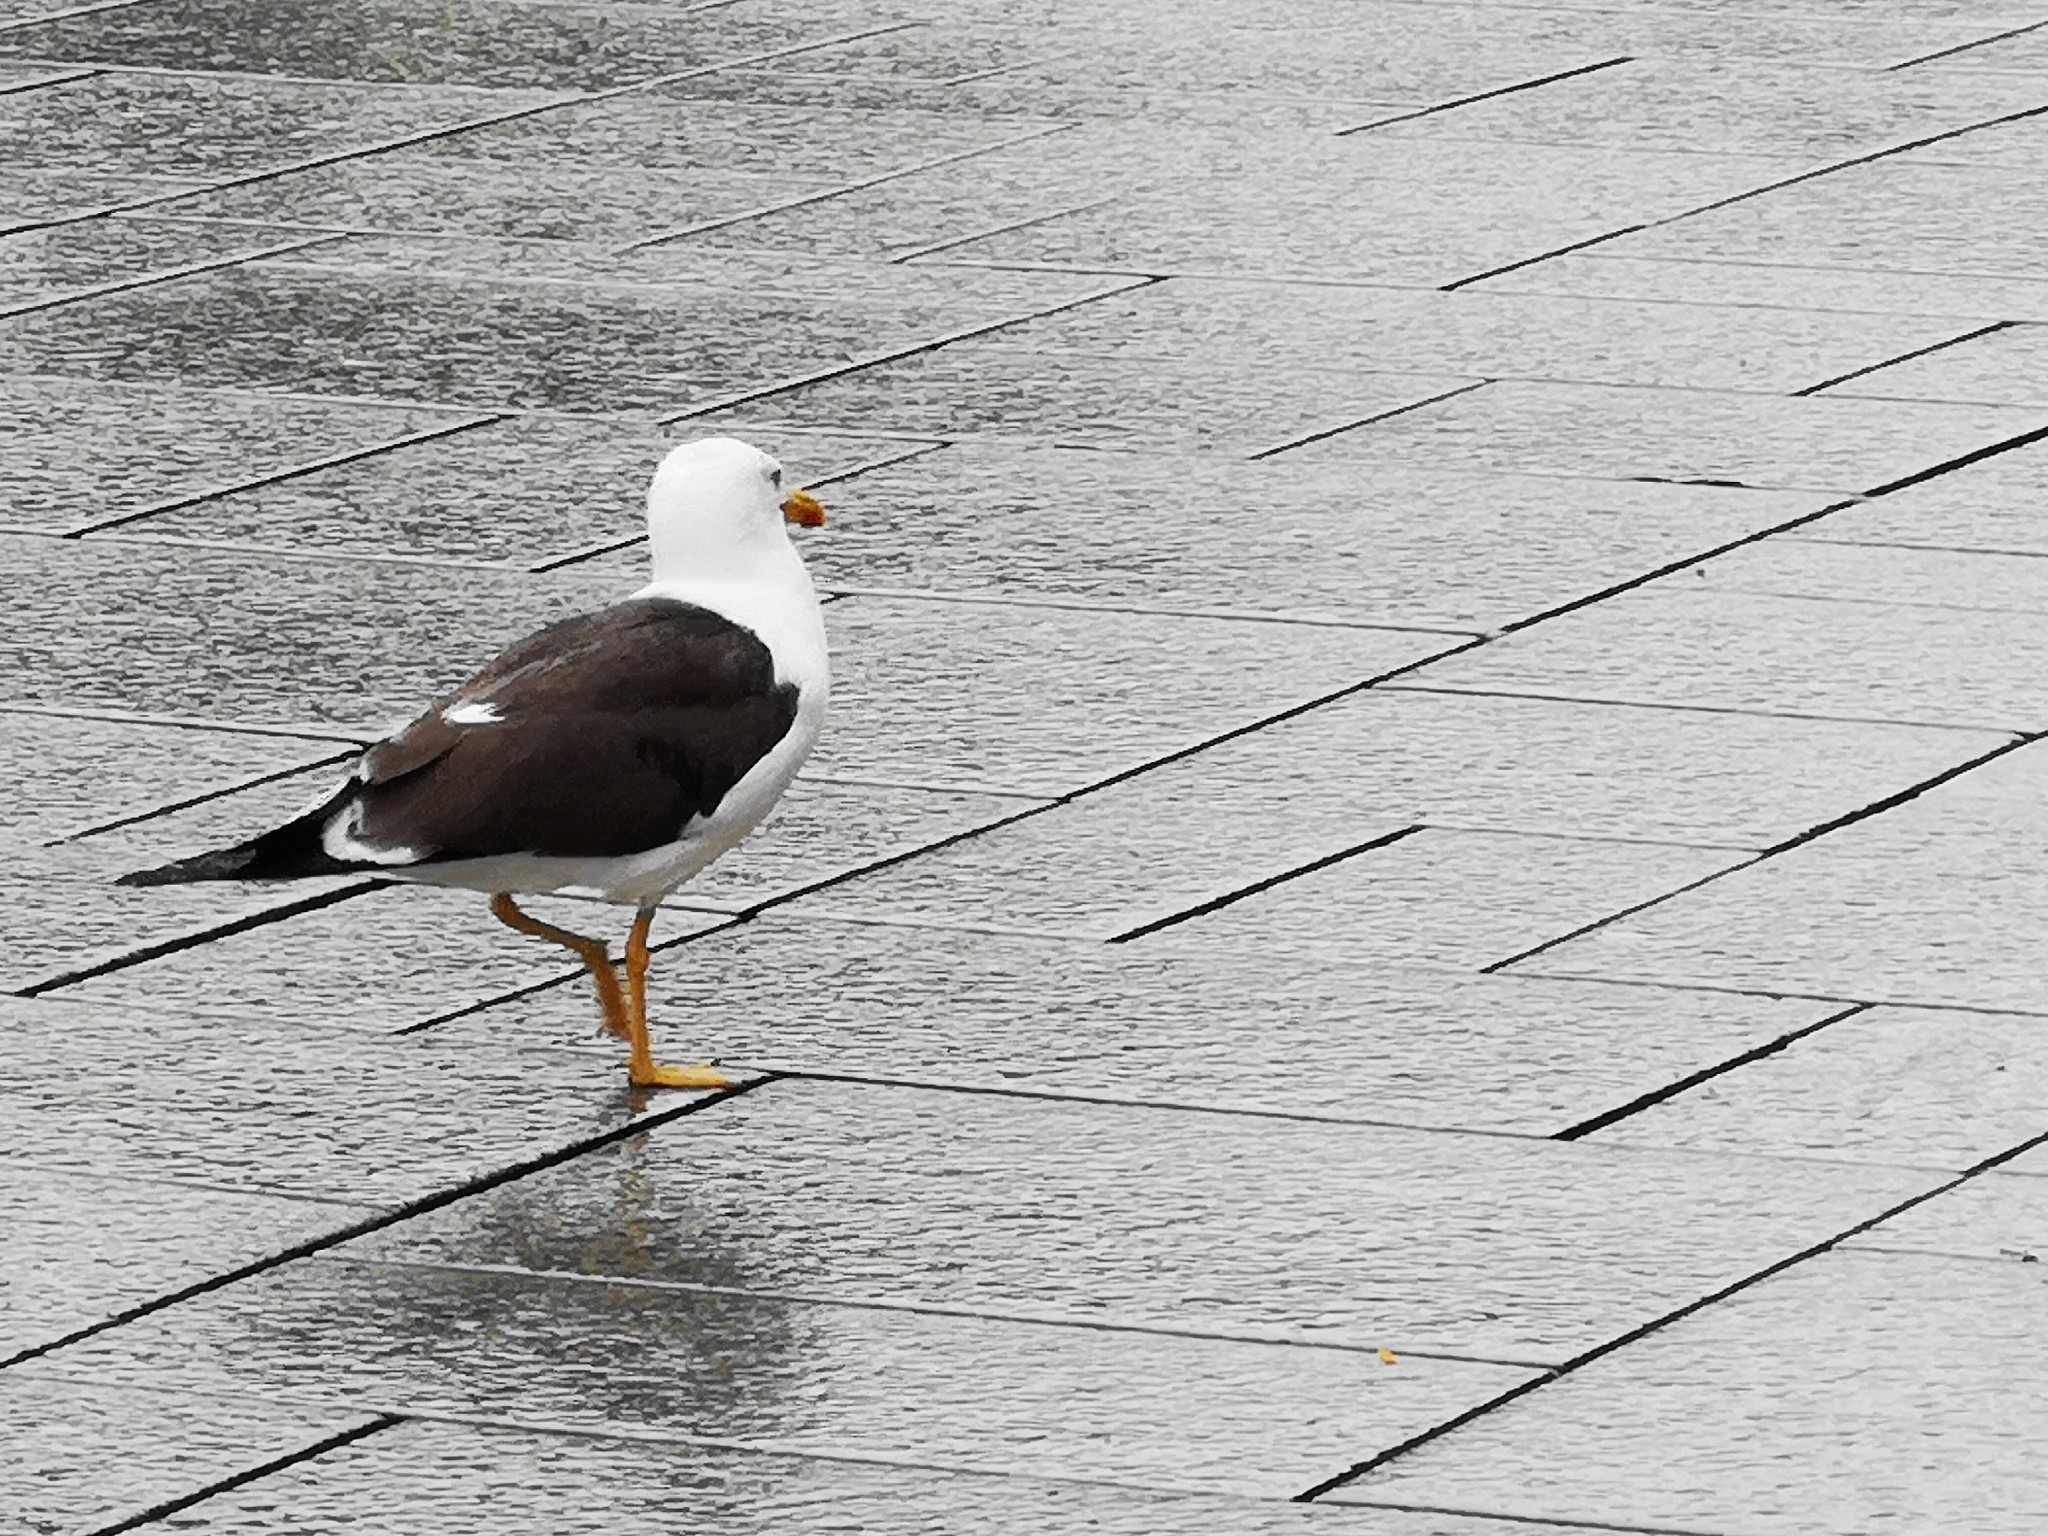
[{"xmin": 121, "ymin": 436, "xmax": 829, "ymax": 1089}]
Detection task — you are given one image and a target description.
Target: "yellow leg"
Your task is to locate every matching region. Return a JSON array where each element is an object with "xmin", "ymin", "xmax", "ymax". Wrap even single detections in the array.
[
  {"xmin": 490, "ymin": 893, "xmax": 631, "ymax": 1042},
  {"xmin": 624, "ymin": 904, "xmax": 731, "ymax": 1090}
]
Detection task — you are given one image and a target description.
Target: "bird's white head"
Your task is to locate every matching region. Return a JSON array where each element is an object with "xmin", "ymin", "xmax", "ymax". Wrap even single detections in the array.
[{"xmin": 645, "ymin": 436, "xmax": 826, "ymax": 583}]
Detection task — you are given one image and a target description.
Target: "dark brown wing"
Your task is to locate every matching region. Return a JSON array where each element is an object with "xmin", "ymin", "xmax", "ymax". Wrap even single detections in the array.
[
  {"xmin": 352, "ymin": 598, "xmax": 801, "ymax": 862},
  {"xmin": 119, "ymin": 599, "xmax": 801, "ymax": 885}
]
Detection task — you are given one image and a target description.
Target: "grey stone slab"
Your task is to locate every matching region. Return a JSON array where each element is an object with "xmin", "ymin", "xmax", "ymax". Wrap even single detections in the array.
[
  {"xmin": 172, "ymin": 155, "xmax": 829, "ymax": 244},
  {"xmin": 694, "ymin": 338, "xmax": 1476, "ymax": 454},
  {"xmin": 1330, "ymin": 1248, "xmax": 2048, "ymax": 1534},
  {"xmin": 0, "ymin": 531, "xmax": 630, "ymax": 729},
  {"xmin": 1847, "ymin": 1167, "xmax": 2048, "ymax": 1263},
  {"xmin": 1409, "ymin": 579, "xmax": 2048, "ymax": 731},
  {"xmin": 0, "ymin": 1374, "xmax": 377, "ymax": 1536},
  {"xmin": 0, "ymin": 374, "xmax": 480, "ymax": 532},
  {"xmin": 0, "ymin": 215, "xmax": 321, "ymax": 316},
  {"xmin": 813, "ymin": 595, "xmax": 1455, "ymax": 795},
  {"xmin": 0, "ymin": 0, "xmax": 829, "ymax": 87},
  {"xmin": 52, "ymin": 877, "xmax": 727, "ymax": 1030},
  {"xmin": 1788, "ymin": 437, "xmax": 2048, "ymax": 555},
  {"xmin": 0, "ymin": 1162, "xmax": 370, "ymax": 1357},
  {"xmin": 935, "ymin": 137, "xmax": 1798, "ymax": 286},
  {"xmin": 0, "ymin": 993, "xmax": 732, "ymax": 1205},
  {"xmin": 1692, "ymin": 536, "xmax": 2048, "ymax": 618},
  {"xmin": 991, "ymin": 278, "xmax": 1982, "ymax": 397},
  {"xmin": 1134, "ymin": 829, "xmax": 1741, "ymax": 970},
  {"xmin": 154, "ymin": 1417, "xmax": 1578, "ymax": 1536},
  {"xmin": 743, "ymin": 20, "xmax": 1068, "ymax": 84},
  {"xmin": 0, "ymin": 65, "xmax": 561, "ymax": 180},
  {"xmin": 33, "ymin": 1255, "xmax": 1533, "ymax": 1499},
  {"xmin": 344, "ymin": 1075, "xmax": 1930, "ymax": 1362},
  {"xmin": 0, "ymin": 255, "xmax": 1120, "ymax": 412},
  {"xmin": 454, "ymin": 912, "xmax": 1836, "ymax": 1136},
  {"xmin": 1362, "ymin": 56, "xmax": 2048, "ymax": 159},
  {"xmin": 800, "ymin": 441, "xmax": 1827, "ymax": 630},
  {"xmin": 0, "ymin": 164, "xmax": 205, "ymax": 227},
  {"xmin": 1285, "ymin": 378, "xmax": 2048, "ymax": 494},
  {"xmin": 1829, "ymin": 320, "xmax": 2048, "ymax": 407},
  {"xmin": 1477, "ymin": 251, "xmax": 2048, "ymax": 322},
  {"xmin": 1608, "ymin": 158, "xmax": 2048, "ymax": 280},
  {"xmin": 454, "ymin": 83, "xmax": 1061, "ymax": 179},
  {"xmin": 1593, "ymin": 1005, "xmax": 2048, "ymax": 1171},
  {"xmin": 1922, "ymin": 22, "xmax": 2048, "ymax": 70},
  {"xmin": 1518, "ymin": 740, "xmax": 2048, "ymax": 1014},
  {"xmin": 0, "ymin": 708, "xmax": 338, "ymax": 851},
  {"xmin": 129, "ymin": 415, "xmax": 919, "ymax": 564}
]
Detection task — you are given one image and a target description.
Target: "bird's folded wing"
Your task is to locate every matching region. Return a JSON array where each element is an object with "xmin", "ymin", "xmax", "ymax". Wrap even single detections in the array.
[{"xmin": 345, "ymin": 597, "xmax": 802, "ymax": 863}]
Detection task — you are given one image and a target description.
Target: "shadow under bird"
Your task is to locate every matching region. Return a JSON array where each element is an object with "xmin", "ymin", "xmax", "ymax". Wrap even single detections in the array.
[{"xmin": 120, "ymin": 436, "xmax": 830, "ymax": 1088}]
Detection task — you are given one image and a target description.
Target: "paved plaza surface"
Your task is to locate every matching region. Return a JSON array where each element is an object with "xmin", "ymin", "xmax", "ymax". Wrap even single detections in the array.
[{"xmin": 6, "ymin": 0, "xmax": 2048, "ymax": 1530}]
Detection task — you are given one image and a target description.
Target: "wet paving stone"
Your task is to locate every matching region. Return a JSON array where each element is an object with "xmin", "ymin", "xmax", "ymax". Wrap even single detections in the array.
[
  {"xmin": 935, "ymin": 136, "xmax": 1795, "ymax": 286},
  {"xmin": 0, "ymin": 0, "xmax": 837, "ymax": 88},
  {"xmin": 1359, "ymin": 55, "xmax": 2048, "ymax": 161},
  {"xmin": 131, "ymin": 414, "xmax": 920, "ymax": 565},
  {"xmin": 1329, "ymin": 1247, "xmax": 2048, "ymax": 1534},
  {"xmin": 0, "ymin": 1374, "xmax": 379, "ymax": 1536},
  {"xmin": 989, "ymin": 277, "xmax": 1984, "ymax": 397},
  {"xmin": 0, "ymin": 65, "xmax": 562, "ymax": 180},
  {"xmin": 0, "ymin": 253, "xmax": 1117, "ymax": 412},
  {"xmin": 0, "ymin": 1160, "xmax": 370, "ymax": 1357},
  {"xmin": 796, "ymin": 805, "xmax": 1737, "ymax": 955},
  {"xmin": 340, "ymin": 1075, "xmax": 1932, "ymax": 1362},
  {"xmin": 812, "ymin": 595, "xmax": 1455, "ymax": 795},
  {"xmin": 1594, "ymin": 1004, "xmax": 2048, "ymax": 1172},
  {"xmin": 693, "ymin": 338, "xmax": 1476, "ymax": 455},
  {"xmin": 1476, "ymin": 250, "xmax": 2048, "ymax": 322},
  {"xmin": 798, "ymin": 441, "xmax": 1825, "ymax": 630},
  {"xmin": 0, "ymin": 993, "xmax": 733, "ymax": 1204},
  {"xmin": 0, "ymin": 374, "xmax": 482, "ymax": 532},
  {"xmin": 32, "ymin": 1253, "xmax": 1536, "ymax": 1497},
  {"xmin": 1407, "ymin": 576, "xmax": 2048, "ymax": 732},
  {"xmin": 152, "ymin": 1416, "xmax": 1590, "ymax": 1536},
  {"xmin": 456, "ymin": 911, "xmax": 1838, "ymax": 1137},
  {"xmin": 1608, "ymin": 157, "xmax": 2048, "ymax": 280},
  {"xmin": 1285, "ymin": 377, "xmax": 2048, "ymax": 494},
  {"xmin": 1516, "ymin": 740, "xmax": 2048, "ymax": 1016},
  {"xmin": 1789, "ymin": 438, "xmax": 2048, "ymax": 555},
  {"xmin": 1845, "ymin": 1161, "xmax": 2048, "ymax": 1263},
  {"xmin": 1828, "ymin": 319, "xmax": 2048, "ymax": 408},
  {"xmin": 171, "ymin": 154, "xmax": 829, "ymax": 244},
  {"xmin": 1688, "ymin": 536, "xmax": 2048, "ymax": 618},
  {"xmin": 0, "ymin": 707, "xmax": 340, "ymax": 851},
  {"xmin": 0, "ymin": 163, "xmax": 205, "ymax": 227},
  {"xmin": 0, "ymin": 215, "xmax": 325, "ymax": 316}
]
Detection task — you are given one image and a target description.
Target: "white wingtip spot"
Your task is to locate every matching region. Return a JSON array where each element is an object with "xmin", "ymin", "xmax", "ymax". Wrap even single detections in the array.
[
  {"xmin": 322, "ymin": 801, "xmax": 426, "ymax": 866},
  {"xmin": 443, "ymin": 700, "xmax": 504, "ymax": 726}
]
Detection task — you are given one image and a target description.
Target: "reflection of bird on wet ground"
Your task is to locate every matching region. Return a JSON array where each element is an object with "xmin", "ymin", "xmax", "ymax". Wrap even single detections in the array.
[{"xmin": 122, "ymin": 436, "xmax": 830, "ymax": 1087}]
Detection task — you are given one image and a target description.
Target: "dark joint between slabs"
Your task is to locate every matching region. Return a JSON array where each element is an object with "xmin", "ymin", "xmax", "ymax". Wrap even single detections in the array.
[
  {"xmin": 0, "ymin": 231, "xmax": 348, "ymax": 321},
  {"xmin": 1321, "ymin": 1500, "xmax": 1721, "ymax": 1536},
  {"xmin": 14, "ymin": 878, "xmax": 393, "ymax": 998},
  {"xmin": 658, "ymin": 274, "xmax": 1161, "ymax": 425},
  {"xmin": 1484, "ymin": 731, "xmax": 2041, "ymax": 975},
  {"xmin": 621, "ymin": 120, "xmax": 1072, "ymax": 251},
  {"xmin": 889, "ymin": 197, "xmax": 1116, "ymax": 265},
  {"xmin": 1246, "ymin": 381, "xmax": 1491, "ymax": 460},
  {"xmin": 0, "ymin": 65, "xmax": 99, "ymax": 92},
  {"xmin": 84, "ymin": 1415, "xmax": 406, "ymax": 1536},
  {"xmin": 1890, "ymin": 18, "xmax": 2048, "ymax": 70},
  {"xmin": 63, "ymin": 413, "xmax": 510, "ymax": 536},
  {"xmin": 0, "ymin": 1075, "xmax": 776, "ymax": 1374},
  {"xmin": 1552, "ymin": 1002, "xmax": 1871, "ymax": 1140},
  {"xmin": 1109, "ymin": 826, "xmax": 1423, "ymax": 943},
  {"xmin": 1335, "ymin": 56, "xmax": 1633, "ymax": 136},
  {"xmin": 1793, "ymin": 320, "xmax": 2016, "ymax": 397},
  {"xmin": 40, "ymin": 749, "xmax": 357, "ymax": 847},
  {"xmin": 1297, "ymin": 1124, "xmax": 2048, "ymax": 1502},
  {"xmin": 1441, "ymin": 225, "xmax": 1648, "ymax": 291},
  {"xmin": 0, "ymin": 0, "xmax": 145, "ymax": 32},
  {"xmin": 1862, "ymin": 419, "xmax": 2048, "ymax": 498}
]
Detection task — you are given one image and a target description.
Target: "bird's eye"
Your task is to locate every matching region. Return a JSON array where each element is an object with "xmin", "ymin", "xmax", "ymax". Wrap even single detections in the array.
[{"xmin": 769, "ymin": 466, "xmax": 783, "ymax": 487}]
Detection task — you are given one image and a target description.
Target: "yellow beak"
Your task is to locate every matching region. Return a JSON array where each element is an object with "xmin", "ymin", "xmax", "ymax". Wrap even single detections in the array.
[{"xmin": 781, "ymin": 489, "xmax": 827, "ymax": 528}]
